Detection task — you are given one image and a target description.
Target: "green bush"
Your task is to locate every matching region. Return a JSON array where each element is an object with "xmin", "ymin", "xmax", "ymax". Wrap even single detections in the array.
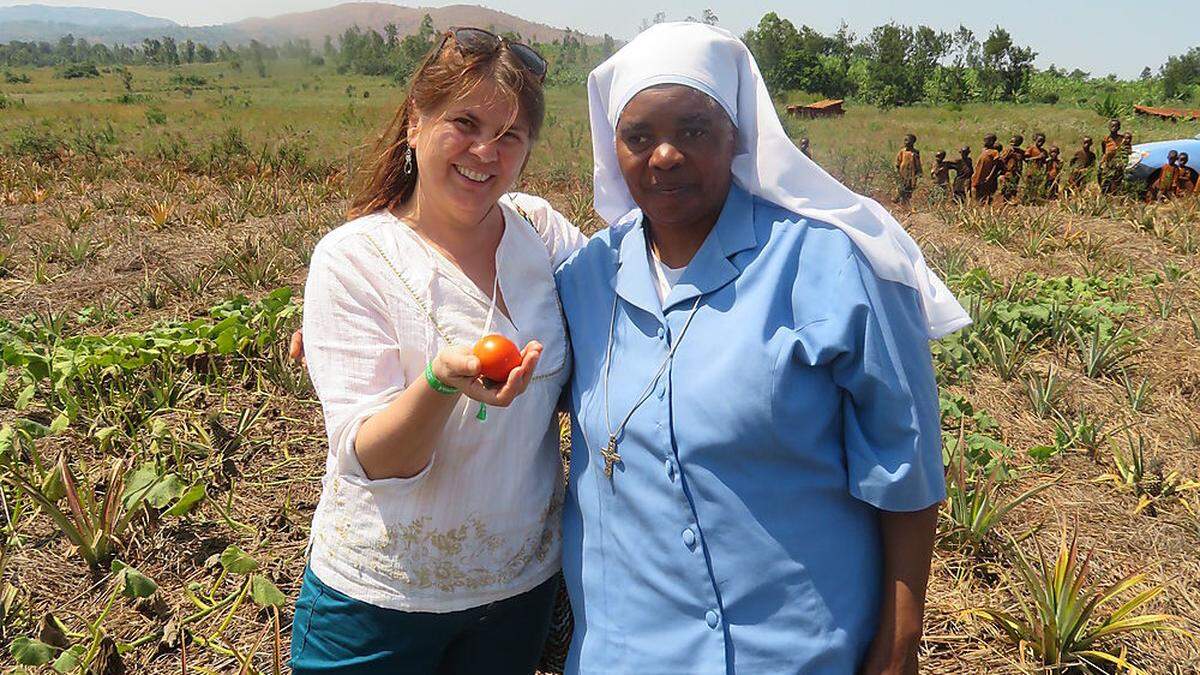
[
  {"xmin": 169, "ymin": 73, "xmax": 207, "ymax": 87},
  {"xmin": 144, "ymin": 107, "xmax": 167, "ymax": 125},
  {"xmin": 56, "ymin": 63, "xmax": 100, "ymax": 79},
  {"xmin": 7, "ymin": 124, "xmax": 65, "ymax": 162}
]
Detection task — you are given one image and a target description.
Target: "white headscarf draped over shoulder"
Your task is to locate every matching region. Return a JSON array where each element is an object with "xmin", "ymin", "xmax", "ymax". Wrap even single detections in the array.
[{"xmin": 587, "ymin": 22, "xmax": 971, "ymax": 339}]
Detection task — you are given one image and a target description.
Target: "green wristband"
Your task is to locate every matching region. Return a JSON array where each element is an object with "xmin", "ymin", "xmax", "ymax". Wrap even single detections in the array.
[{"xmin": 424, "ymin": 361, "xmax": 459, "ymax": 395}]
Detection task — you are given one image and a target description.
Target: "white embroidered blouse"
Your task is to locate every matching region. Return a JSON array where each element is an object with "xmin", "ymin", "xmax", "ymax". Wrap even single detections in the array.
[{"xmin": 301, "ymin": 193, "xmax": 586, "ymax": 613}]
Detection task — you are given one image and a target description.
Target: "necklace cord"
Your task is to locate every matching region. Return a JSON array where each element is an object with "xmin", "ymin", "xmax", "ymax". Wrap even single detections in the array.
[{"xmin": 601, "ymin": 292, "xmax": 704, "ymax": 447}]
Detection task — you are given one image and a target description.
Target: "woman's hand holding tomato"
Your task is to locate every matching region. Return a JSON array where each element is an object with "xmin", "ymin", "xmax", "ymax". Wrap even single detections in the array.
[{"xmin": 432, "ymin": 340, "xmax": 542, "ymax": 407}]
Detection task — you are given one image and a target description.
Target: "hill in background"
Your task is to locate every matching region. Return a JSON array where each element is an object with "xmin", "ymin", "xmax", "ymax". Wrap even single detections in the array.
[
  {"xmin": 230, "ymin": 2, "xmax": 597, "ymax": 45},
  {"xmin": 0, "ymin": 2, "xmax": 598, "ymax": 45},
  {"xmin": 0, "ymin": 4, "xmax": 177, "ymax": 42}
]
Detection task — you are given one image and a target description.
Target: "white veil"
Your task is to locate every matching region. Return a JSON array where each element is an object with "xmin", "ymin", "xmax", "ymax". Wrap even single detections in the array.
[{"xmin": 587, "ymin": 22, "xmax": 970, "ymax": 339}]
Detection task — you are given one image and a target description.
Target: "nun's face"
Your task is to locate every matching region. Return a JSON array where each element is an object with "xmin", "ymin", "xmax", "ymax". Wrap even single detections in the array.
[{"xmin": 615, "ymin": 85, "xmax": 736, "ymax": 231}]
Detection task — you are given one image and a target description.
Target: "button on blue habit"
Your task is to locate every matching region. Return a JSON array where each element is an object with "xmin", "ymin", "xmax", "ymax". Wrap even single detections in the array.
[
  {"xmin": 556, "ymin": 185, "xmax": 945, "ymax": 674},
  {"xmin": 705, "ymin": 610, "xmax": 720, "ymax": 629}
]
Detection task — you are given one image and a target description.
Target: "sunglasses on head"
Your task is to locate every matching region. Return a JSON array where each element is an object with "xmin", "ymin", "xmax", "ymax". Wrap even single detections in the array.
[{"xmin": 438, "ymin": 27, "xmax": 548, "ymax": 82}]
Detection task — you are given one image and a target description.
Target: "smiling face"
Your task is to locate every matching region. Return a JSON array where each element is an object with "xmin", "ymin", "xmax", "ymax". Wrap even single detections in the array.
[
  {"xmin": 615, "ymin": 85, "xmax": 737, "ymax": 233},
  {"xmin": 408, "ymin": 80, "xmax": 532, "ymax": 226}
]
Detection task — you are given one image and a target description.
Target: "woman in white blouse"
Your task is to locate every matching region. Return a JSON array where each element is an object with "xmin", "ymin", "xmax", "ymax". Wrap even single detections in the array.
[{"xmin": 291, "ymin": 28, "xmax": 585, "ymax": 674}]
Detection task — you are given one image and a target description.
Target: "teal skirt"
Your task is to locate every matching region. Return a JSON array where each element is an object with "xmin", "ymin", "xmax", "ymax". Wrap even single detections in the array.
[{"xmin": 290, "ymin": 567, "xmax": 558, "ymax": 674}]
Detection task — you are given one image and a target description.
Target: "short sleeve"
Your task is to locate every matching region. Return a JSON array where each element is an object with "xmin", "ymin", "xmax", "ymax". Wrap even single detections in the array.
[
  {"xmin": 505, "ymin": 192, "xmax": 589, "ymax": 270},
  {"xmin": 832, "ymin": 253, "xmax": 945, "ymax": 512},
  {"xmin": 302, "ymin": 243, "xmax": 423, "ymax": 481}
]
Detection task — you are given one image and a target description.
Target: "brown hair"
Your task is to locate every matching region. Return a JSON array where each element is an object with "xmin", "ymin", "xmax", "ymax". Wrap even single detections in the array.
[{"xmin": 348, "ymin": 35, "xmax": 545, "ymax": 219}]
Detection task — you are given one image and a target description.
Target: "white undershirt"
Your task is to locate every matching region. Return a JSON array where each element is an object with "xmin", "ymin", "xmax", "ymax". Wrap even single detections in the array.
[{"xmin": 648, "ymin": 245, "xmax": 687, "ymax": 305}]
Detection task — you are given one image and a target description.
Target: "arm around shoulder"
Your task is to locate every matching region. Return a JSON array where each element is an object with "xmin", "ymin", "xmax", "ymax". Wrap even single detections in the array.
[{"xmin": 506, "ymin": 192, "xmax": 589, "ymax": 269}]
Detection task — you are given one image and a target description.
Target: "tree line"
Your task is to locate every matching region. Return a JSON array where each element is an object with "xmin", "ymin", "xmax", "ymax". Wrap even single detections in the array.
[
  {"xmin": 0, "ymin": 33, "xmax": 316, "ymax": 80},
  {"xmin": 741, "ymin": 12, "xmax": 1195, "ymax": 108},
  {"xmin": 327, "ymin": 17, "xmax": 613, "ymax": 85},
  {"xmin": 0, "ymin": 15, "xmax": 615, "ymax": 86},
  {"xmin": 2, "ymin": 11, "xmax": 1196, "ymax": 107}
]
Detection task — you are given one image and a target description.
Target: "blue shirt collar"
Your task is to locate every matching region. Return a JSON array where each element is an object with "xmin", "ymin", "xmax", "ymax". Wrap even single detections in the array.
[{"xmin": 615, "ymin": 183, "xmax": 758, "ymax": 316}]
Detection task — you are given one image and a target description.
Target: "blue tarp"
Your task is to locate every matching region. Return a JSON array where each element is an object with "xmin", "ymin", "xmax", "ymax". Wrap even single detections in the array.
[{"xmin": 1130, "ymin": 135, "xmax": 1200, "ymax": 180}]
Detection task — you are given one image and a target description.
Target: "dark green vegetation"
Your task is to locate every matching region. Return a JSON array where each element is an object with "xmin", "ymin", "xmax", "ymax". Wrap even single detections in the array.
[{"xmin": 745, "ymin": 13, "xmax": 1193, "ymax": 109}]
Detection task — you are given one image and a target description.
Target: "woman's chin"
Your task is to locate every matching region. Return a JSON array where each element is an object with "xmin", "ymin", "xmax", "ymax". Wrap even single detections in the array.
[{"xmin": 442, "ymin": 188, "xmax": 502, "ymax": 222}]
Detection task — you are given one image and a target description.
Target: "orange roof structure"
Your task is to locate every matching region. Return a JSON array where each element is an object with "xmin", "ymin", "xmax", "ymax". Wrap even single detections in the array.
[
  {"xmin": 1133, "ymin": 105, "xmax": 1200, "ymax": 121},
  {"xmin": 786, "ymin": 99, "xmax": 845, "ymax": 118}
]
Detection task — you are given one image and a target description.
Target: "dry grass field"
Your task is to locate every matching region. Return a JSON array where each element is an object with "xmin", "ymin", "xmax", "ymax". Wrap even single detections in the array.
[{"xmin": 2, "ymin": 60, "xmax": 1199, "ymax": 673}]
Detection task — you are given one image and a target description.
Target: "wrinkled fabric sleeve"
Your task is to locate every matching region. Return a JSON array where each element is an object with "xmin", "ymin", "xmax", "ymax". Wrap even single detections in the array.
[
  {"xmin": 832, "ymin": 253, "xmax": 945, "ymax": 512},
  {"xmin": 506, "ymin": 192, "xmax": 589, "ymax": 270},
  {"xmin": 302, "ymin": 243, "xmax": 431, "ymax": 483}
]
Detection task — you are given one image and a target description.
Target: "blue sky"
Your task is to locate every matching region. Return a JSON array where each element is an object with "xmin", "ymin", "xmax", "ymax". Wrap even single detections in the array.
[{"xmin": 3, "ymin": 0, "xmax": 1193, "ymax": 78}]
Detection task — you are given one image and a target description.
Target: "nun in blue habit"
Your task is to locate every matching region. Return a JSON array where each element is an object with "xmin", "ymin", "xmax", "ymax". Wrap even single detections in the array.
[{"xmin": 555, "ymin": 22, "xmax": 971, "ymax": 675}]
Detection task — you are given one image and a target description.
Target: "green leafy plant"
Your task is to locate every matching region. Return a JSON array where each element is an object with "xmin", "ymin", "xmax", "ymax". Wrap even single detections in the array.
[
  {"xmin": 1070, "ymin": 324, "xmax": 1144, "ymax": 379},
  {"xmin": 940, "ymin": 393, "xmax": 1013, "ymax": 472},
  {"xmin": 1118, "ymin": 371, "xmax": 1153, "ymax": 414},
  {"xmin": 972, "ymin": 327, "xmax": 1038, "ymax": 380},
  {"xmin": 53, "ymin": 232, "xmax": 105, "ymax": 267},
  {"xmin": 1029, "ymin": 423, "xmax": 1076, "ymax": 463},
  {"xmin": 970, "ymin": 527, "xmax": 1187, "ymax": 673},
  {"xmin": 218, "ymin": 236, "xmax": 283, "ymax": 289},
  {"xmin": 1, "ymin": 457, "xmax": 153, "ymax": 567},
  {"xmin": 1097, "ymin": 433, "xmax": 1199, "ymax": 515},
  {"xmin": 941, "ymin": 440, "xmax": 1055, "ymax": 557},
  {"xmin": 0, "ymin": 288, "xmax": 298, "ymax": 444},
  {"xmin": 1146, "ymin": 284, "xmax": 1179, "ymax": 320},
  {"xmin": 1024, "ymin": 365, "xmax": 1065, "ymax": 418},
  {"xmin": 1064, "ymin": 410, "xmax": 1116, "ymax": 462}
]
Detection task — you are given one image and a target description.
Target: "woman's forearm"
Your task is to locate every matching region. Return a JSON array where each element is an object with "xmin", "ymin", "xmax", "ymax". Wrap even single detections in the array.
[
  {"xmin": 354, "ymin": 373, "xmax": 461, "ymax": 480},
  {"xmin": 342, "ymin": 343, "xmax": 541, "ymax": 481},
  {"xmin": 861, "ymin": 504, "xmax": 939, "ymax": 675}
]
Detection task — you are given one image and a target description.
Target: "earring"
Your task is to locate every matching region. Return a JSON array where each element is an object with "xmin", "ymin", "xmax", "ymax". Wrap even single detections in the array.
[{"xmin": 404, "ymin": 146, "xmax": 414, "ymax": 175}]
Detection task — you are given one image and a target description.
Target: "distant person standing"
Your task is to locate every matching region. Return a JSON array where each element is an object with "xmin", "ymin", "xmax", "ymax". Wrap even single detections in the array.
[
  {"xmin": 1068, "ymin": 136, "xmax": 1096, "ymax": 192},
  {"xmin": 952, "ymin": 146, "xmax": 973, "ymax": 201},
  {"xmin": 1148, "ymin": 150, "xmax": 1179, "ymax": 201},
  {"xmin": 1100, "ymin": 119, "xmax": 1123, "ymax": 161},
  {"xmin": 1099, "ymin": 118, "xmax": 1127, "ymax": 193},
  {"xmin": 998, "ymin": 134, "xmax": 1026, "ymax": 201},
  {"xmin": 1025, "ymin": 133, "xmax": 1048, "ymax": 172},
  {"xmin": 894, "ymin": 134, "xmax": 922, "ymax": 204},
  {"xmin": 1045, "ymin": 146, "xmax": 1062, "ymax": 198},
  {"xmin": 973, "ymin": 134, "xmax": 1002, "ymax": 203},
  {"xmin": 800, "ymin": 137, "xmax": 811, "ymax": 158},
  {"xmin": 1175, "ymin": 152, "xmax": 1198, "ymax": 194},
  {"xmin": 930, "ymin": 149, "xmax": 952, "ymax": 195}
]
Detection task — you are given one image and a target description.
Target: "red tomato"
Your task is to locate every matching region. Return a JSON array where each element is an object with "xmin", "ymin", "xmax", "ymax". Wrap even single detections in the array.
[{"xmin": 473, "ymin": 334, "xmax": 522, "ymax": 382}]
